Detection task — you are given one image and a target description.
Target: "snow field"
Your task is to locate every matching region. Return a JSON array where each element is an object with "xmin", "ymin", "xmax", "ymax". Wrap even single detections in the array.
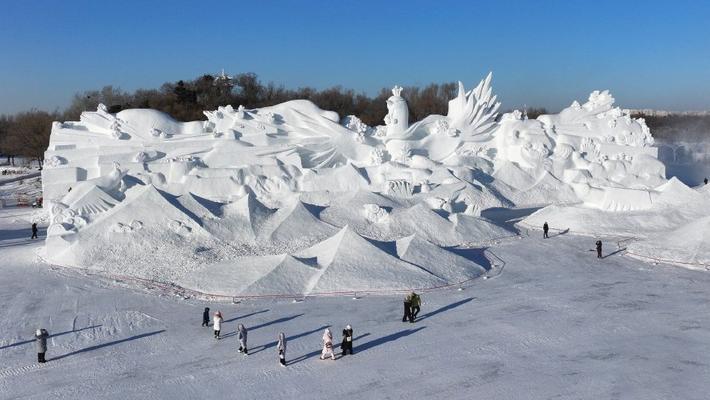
[{"xmin": 2, "ymin": 208, "xmax": 710, "ymax": 399}]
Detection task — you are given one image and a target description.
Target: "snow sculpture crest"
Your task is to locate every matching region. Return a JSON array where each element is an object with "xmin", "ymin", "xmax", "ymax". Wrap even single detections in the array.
[
  {"xmin": 385, "ymin": 85, "xmax": 409, "ymax": 136},
  {"xmin": 446, "ymin": 73, "xmax": 501, "ymax": 138}
]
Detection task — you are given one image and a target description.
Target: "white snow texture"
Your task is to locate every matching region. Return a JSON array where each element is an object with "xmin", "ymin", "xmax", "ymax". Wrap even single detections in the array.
[{"xmin": 41, "ymin": 73, "xmax": 703, "ymax": 294}]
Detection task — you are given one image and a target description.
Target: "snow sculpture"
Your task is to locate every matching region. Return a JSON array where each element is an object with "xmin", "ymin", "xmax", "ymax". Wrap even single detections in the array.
[
  {"xmin": 495, "ymin": 116, "xmax": 552, "ymax": 170},
  {"xmin": 40, "ymin": 71, "xmax": 674, "ymax": 295},
  {"xmin": 45, "ymin": 155, "xmax": 66, "ymax": 168},
  {"xmin": 386, "ymin": 180, "xmax": 413, "ymax": 197},
  {"xmin": 235, "ymin": 105, "xmax": 247, "ymax": 120},
  {"xmin": 446, "ymin": 74, "xmax": 500, "ymax": 138},
  {"xmin": 169, "ymin": 220, "xmax": 192, "ymax": 235},
  {"xmin": 369, "ymin": 148, "xmax": 386, "ymax": 165},
  {"xmin": 363, "ymin": 204, "xmax": 389, "ymax": 223},
  {"xmin": 384, "ymin": 86, "xmax": 408, "ymax": 136}
]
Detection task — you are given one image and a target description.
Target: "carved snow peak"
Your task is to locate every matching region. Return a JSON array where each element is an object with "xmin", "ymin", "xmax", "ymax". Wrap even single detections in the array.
[
  {"xmin": 446, "ymin": 72, "xmax": 500, "ymax": 138},
  {"xmin": 584, "ymin": 90, "xmax": 615, "ymax": 112},
  {"xmin": 391, "ymin": 85, "xmax": 403, "ymax": 97}
]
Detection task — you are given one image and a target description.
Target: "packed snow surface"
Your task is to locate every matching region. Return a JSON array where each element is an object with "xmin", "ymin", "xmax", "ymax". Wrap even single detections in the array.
[
  {"xmin": 42, "ymin": 73, "xmax": 702, "ymax": 293},
  {"xmin": 2, "ymin": 208, "xmax": 710, "ymax": 399}
]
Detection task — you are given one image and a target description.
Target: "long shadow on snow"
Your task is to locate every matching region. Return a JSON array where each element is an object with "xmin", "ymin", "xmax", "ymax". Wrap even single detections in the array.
[
  {"xmin": 0, "ymin": 324, "xmax": 103, "ymax": 351},
  {"xmin": 480, "ymin": 207, "xmax": 543, "ymax": 232},
  {"xmin": 49, "ymin": 329, "xmax": 165, "ymax": 361},
  {"xmin": 224, "ymin": 309, "xmax": 269, "ymax": 323},
  {"xmin": 222, "ymin": 314, "xmax": 304, "ymax": 339},
  {"xmin": 444, "ymin": 247, "xmax": 492, "ymax": 271},
  {"xmin": 356, "ymin": 327, "xmax": 426, "ymax": 354},
  {"xmin": 288, "ymin": 332, "xmax": 372, "ymax": 365},
  {"xmin": 602, "ymin": 248, "xmax": 626, "ymax": 259},
  {"xmin": 552, "ymin": 228, "xmax": 570, "ymax": 237},
  {"xmin": 249, "ymin": 325, "xmax": 332, "ymax": 355},
  {"xmin": 416, "ymin": 298, "xmax": 475, "ymax": 322}
]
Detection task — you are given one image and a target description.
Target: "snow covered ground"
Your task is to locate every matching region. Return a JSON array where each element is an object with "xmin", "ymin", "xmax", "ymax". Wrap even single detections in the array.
[{"xmin": 2, "ymin": 207, "xmax": 709, "ymax": 400}]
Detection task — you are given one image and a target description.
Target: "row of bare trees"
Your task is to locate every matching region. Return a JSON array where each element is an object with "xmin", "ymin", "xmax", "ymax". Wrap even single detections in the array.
[{"xmin": 0, "ymin": 111, "xmax": 58, "ymax": 169}]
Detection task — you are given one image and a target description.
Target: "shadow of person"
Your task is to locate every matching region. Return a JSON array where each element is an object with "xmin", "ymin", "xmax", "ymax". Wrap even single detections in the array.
[
  {"xmin": 287, "ymin": 327, "xmax": 374, "ymax": 365},
  {"xmin": 355, "ymin": 327, "xmax": 426, "ymax": 354},
  {"xmin": 49, "ymin": 330, "xmax": 165, "ymax": 361},
  {"xmin": 249, "ymin": 325, "xmax": 331, "ymax": 355},
  {"xmin": 223, "ymin": 309, "xmax": 269, "ymax": 323},
  {"xmin": 0, "ymin": 325, "xmax": 103, "ymax": 351},
  {"xmin": 415, "ymin": 298, "xmax": 474, "ymax": 322}
]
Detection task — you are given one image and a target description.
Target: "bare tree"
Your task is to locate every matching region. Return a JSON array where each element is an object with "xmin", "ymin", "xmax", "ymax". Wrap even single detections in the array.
[{"xmin": 7, "ymin": 110, "xmax": 58, "ymax": 170}]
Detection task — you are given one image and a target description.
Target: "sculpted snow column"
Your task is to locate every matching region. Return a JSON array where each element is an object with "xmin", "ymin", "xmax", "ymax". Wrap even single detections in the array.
[{"xmin": 385, "ymin": 86, "xmax": 409, "ymax": 136}]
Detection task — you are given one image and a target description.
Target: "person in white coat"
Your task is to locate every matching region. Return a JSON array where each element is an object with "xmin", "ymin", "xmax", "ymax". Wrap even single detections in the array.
[
  {"xmin": 277, "ymin": 332, "xmax": 287, "ymax": 366},
  {"xmin": 213, "ymin": 311, "xmax": 223, "ymax": 339},
  {"xmin": 35, "ymin": 328, "xmax": 49, "ymax": 363},
  {"xmin": 237, "ymin": 324, "xmax": 248, "ymax": 354},
  {"xmin": 320, "ymin": 328, "xmax": 335, "ymax": 360}
]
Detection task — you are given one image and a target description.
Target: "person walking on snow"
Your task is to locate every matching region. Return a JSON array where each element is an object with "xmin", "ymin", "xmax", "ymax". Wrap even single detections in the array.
[
  {"xmin": 320, "ymin": 328, "xmax": 336, "ymax": 360},
  {"xmin": 31, "ymin": 223, "xmax": 38, "ymax": 239},
  {"xmin": 202, "ymin": 307, "xmax": 210, "ymax": 327},
  {"xmin": 213, "ymin": 311, "xmax": 223, "ymax": 339},
  {"xmin": 237, "ymin": 324, "xmax": 248, "ymax": 354},
  {"xmin": 277, "ymin": 332, "xmax": 287, "ymax": 366},
  {"xmin": 402, "ymin": 292, "xmax": 413, "ymax": 322},
  {"xmin": 35, "ymin": 328, "xmax": 49, "ymax": 363},
  {"xmin": 340, "ymin": 325, "xmax": 354, "ymax": 356},
  {"xmin": 410, "ymin": 292, "xmax": 421, "ymax": 322},
  {"xmin": 596, "ymin": 240, "xmax": 603, "ymax": 259},
  {"xmin": 543, "ymin": 222, "xmax": 549, "ymax": 239}
]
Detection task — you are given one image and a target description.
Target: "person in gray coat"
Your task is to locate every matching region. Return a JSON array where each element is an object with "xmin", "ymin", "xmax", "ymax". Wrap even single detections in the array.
[
  {"xmin": 237, "ymin": 324, "xmax": 248, "ymax": 355},
  {"xmin": 277, "ymin": 332, "xmax": 286, "ymax": 367},
  {"xmin": 35, "ymin": 328, "xmax": 49, "ymax": 363}
]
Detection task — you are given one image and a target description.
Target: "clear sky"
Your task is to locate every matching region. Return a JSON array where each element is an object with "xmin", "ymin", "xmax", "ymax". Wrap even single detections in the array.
[{"xmin": 1, "ymin": 0, "xmax": 709, "ymax": 115}]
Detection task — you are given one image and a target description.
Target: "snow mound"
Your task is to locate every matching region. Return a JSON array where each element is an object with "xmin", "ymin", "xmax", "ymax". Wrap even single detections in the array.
[
  {"xmin": 295, "ymin": 226, "xmax": 446, "ymax": 292},
  {"xmin": 47, "ymin": 185, "xmax": 232, "ymax": 281},
  {"xmin": 396, "ymin": 234, "xmax": 486, "ymax": 281},
  {"xmin": 627, "ymin": 217, "xmax": 710, "ymax": 270},
  {"xmin": 42, "ymin": 73, "xmax": 692, "ymax": 292}
]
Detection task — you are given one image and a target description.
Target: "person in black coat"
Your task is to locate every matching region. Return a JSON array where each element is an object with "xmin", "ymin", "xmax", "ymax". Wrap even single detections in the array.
[
  {"xmin": 31, "ymin": 223, "xmax": 38, "ymax": 239},
  {"xmin": 543, "ymin": 222, "xmax": 549, "ymax": 239},
  {"xmin": 340, "ymin": 325, "xmax": 353, "ymax": 356},
  {"xmin": 202, "ymin": 307, "xmax": 210, "ymax": 327},
  {"xmin": 596, "ymin": 240, "xmax": 602, "ymax": 258}
]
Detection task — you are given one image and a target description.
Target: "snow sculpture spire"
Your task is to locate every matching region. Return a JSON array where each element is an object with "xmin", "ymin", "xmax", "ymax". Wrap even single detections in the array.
[
  {"xmin": 446, "ymin": 72, "xmax": 500, "ymax": 138},
  {"xmin": 385, "ymin": 85, "xmax": 409, "ymax": 136}
]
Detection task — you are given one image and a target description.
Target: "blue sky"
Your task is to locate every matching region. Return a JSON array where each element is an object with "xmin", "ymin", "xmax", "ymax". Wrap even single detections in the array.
[{"xmin": 1, "ymin": 0, "xmax": 709, "ymax": 115}]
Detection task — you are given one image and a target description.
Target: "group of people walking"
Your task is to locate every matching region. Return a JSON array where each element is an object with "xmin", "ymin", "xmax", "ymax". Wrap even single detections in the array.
[
  {"xmin": 202, "ymin": 307, "xmax": 355, "ymax": 366},
  {"xmin": 319, "ymin": 325, "xmax": 354, "ymax": 361}
]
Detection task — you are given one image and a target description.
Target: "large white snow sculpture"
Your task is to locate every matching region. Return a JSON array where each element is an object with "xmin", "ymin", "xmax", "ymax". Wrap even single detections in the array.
[{"xmin": 41, "ymin": 72, "xmax": 670, "ymax": 294}]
